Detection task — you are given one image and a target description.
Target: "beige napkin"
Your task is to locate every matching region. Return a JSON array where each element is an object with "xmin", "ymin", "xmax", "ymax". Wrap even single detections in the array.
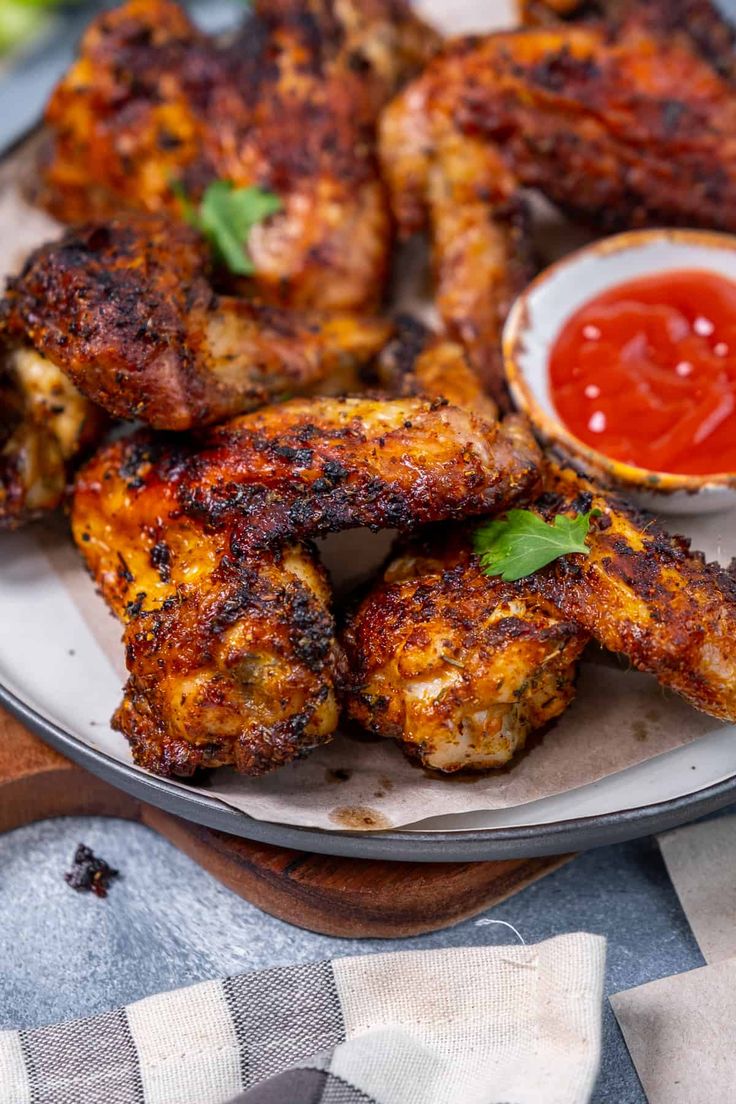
[
  {"xmin": 658, "ymin": 815, "xmax": 736, "ymax": 964},
  {"xmin": 611, "ymin": 958, "xmax": 736, "ymax": 1104},
  {"xmin": 0, "ymin": 934, "xmax": 605, "ymax": 1104},
  {"xmin": 611, "ymin": 816, "xmax": 736, "ymax": 1103}
]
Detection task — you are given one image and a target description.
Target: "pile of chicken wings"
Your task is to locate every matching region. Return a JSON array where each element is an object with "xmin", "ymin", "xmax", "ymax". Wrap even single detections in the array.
[{"xmin": 2, "ymin": 0, "xmax": 736, "ymax": 778}]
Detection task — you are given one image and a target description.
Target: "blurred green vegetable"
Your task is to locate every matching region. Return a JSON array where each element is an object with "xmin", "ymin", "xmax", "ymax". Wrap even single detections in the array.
[
  {"xmin": 0, "ymin": 0, "xmax": 84, "ymax": 58},
  {"xmin": 173, "ymin": 179, "xmax": 282, "ymax": 275}
]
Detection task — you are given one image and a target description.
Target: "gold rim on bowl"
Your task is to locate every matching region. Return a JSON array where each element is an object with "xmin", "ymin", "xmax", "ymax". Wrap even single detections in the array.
[{"xmin": 503, "ymin": 228, "xmax": 736, "ymax": 498}]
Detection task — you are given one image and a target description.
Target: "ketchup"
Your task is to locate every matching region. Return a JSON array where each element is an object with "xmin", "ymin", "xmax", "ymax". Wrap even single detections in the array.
[{"xmin": 549, "ymin": 269, "xmax": 736, "ymax": 475}]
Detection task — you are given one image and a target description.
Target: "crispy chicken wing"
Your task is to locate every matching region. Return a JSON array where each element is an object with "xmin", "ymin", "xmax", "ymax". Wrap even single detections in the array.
[
  {"xmin": 40, "ymin": 0, "xmax": 438, "ymax": 312},
  {"xmin": 343, "ymin": 530, "xmax": 588, "ymax": 771},
  {"xmin": 0, "ymin": 347, "xmax": 103, "ymax": 529},
  {"xmin": 344, "ymin": 331, "xmax": 585, "ymax": 772},
  {"xmin": 522, "ymin": 0, "xmax": 736, "ymax": 84},
  {"xmin": 72, "ymin": 396, "xmax": 541, "ymax": 776},
  {"xmin": 380, "ymin": 12, "xmax": 736, "ymax": 400},
  {"xmin": 377, "ymin": 317, "xmax": 499, "ymax": 424},
  {"xmin": 345, "ymin": 458, "xmax": 736, "ymax": 770},
  {"xmin": 1, "ymin": 215, "xmax": 391, "ymax": 430},
  {"xmin": 74, "ymin": 461, "xmax": 341, "ymax": 777},
  {"xmin": 528, "ymin": 465, "xmax": 736, "ymax": 722}
]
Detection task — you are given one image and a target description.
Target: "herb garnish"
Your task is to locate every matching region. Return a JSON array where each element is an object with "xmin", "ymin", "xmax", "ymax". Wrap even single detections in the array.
[
  {"xmin": 474, "ymin": 508, "xmax": 600, "ymax": 582},
  {"xmin": 173, "ymin": 179, "xmax": 282, "ymax": 275}
]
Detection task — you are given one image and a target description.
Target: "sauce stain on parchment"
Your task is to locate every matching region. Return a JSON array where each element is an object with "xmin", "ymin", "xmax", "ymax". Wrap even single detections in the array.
[
  {"xmin": 372, "ymin": 776, "xmax": 394, "ymax": 799},
  {"xmin": 329, "ymin": 806, "xmax": 392, "ymax": 830},
  {"xmin": 631, "ymin": 720, "xmax": 649, "ymax": 742},
  {"xmin": 325, "ymin": 768, "xmax": 353, "ymax": 783}
]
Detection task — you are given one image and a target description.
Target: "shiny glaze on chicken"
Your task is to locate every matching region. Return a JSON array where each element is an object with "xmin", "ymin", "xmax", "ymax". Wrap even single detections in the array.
[{"xmin": 72, "ymin": 396, "xmax": 541, "ymax": 776}]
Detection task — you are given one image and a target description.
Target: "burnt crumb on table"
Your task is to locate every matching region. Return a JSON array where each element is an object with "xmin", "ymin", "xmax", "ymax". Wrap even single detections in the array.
[{"xmin": 64, "ymin": 844, "xmax": 119, "ymax": 898}]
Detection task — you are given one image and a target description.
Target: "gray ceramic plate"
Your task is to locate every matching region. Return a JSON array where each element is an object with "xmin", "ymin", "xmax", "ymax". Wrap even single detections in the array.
[
  {"xmin": 3, "ymin": 0, "xmax": 736, "ymax": 860},
  {"xmin": 4, "ymin": 681, "xmax": 736, "ymax": 862}
]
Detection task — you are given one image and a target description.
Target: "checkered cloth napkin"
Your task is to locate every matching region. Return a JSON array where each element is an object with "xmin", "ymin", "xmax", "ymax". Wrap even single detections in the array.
[{"xmin": 0, "ymin": 934, "xmax": 605, "ymax": 1104}]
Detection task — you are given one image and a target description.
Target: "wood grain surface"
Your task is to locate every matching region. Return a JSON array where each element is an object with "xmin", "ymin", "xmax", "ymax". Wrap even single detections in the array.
[{"xmin": 0, "ymin": 707, "xmax": 571, "ymax": 937}]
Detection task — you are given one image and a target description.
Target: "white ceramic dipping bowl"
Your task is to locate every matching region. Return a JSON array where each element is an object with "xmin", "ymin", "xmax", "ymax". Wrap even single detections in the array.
[{"xmin": 503, "ymin": 229, "xmax": 736, "ymax": 515}]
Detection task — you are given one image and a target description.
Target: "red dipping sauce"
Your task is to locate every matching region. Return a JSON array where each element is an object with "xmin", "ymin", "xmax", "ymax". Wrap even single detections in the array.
[{"xmin": 549, "ymin": 269, "xmax": 736, "ymax": 476}]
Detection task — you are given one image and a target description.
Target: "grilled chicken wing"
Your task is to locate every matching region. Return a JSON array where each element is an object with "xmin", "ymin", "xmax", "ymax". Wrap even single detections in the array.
[
  {"xmin": 0, "ymin": 347, "xmax": 103, "ymax": 529},
  {"xmin": 345, "ymin": 457, "xmax": 736, "ymax": 770},
  {"xmin": 379, "ymin": 13, "xmax": 736, "ymax": 400},
  {"xmin": 528, "ymin": 465, "xmax": 736, "ymax": 723},
  {"xmin": 75, "ymin": 462, "xmax": 341, "ymax": 777},
  {"xmin": 72, "ymin": 396, "xmax": 541, "ymax": 776},
  {"xmin": 40, "ymin": 0, "xmax": 438, "ymax": 312},
  {"xmin": 1, "ymin": 215, "xmax": 392, "ymax": 431},
  {"xmin": 377, "ymin": 317, "xmax": 499, "ymax": 424},
  {"xmin": 522, "ymin": 0, "xmax": 736, "ymax": 84},
  {"xmin": 343, "ymin": 529, "xmax": 588, "ymax": 771}
]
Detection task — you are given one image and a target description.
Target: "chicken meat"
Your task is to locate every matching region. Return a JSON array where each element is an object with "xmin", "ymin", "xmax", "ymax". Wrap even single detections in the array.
[
  {"xmin": 521, "ymin": 0, "xmax": 736, "ymax": 85},
  {"xmin": 529, "ymin": 464, "xmax": 736, "ymax": 723},
  {"xmin": 344, "ymin": 459, "xmax": 736, "ymax": 774},
  {"xmin": 377, "ymin": 316, "xmax": 499, "ymax": 425},
  {"xmin": 1, "ymin": 215, "xmax": 392, "ymax": 430},
  {"xmin": 72, "ymin": 395, "xmax": 541, "ymax": 776},
  {"xmin": 380, "ymin": 5, "xmax": 736, "ymax": 400},
  {"xmin": 39, "ymin": 0, "xmax": 438, "ymax": 312},
  {"xmin": 343, "ymin": 529, "xmax": 588, "ymax": 772},
  {"xmin": 0, "ymin": 346, "xmax": 104, "ymax": 529}
]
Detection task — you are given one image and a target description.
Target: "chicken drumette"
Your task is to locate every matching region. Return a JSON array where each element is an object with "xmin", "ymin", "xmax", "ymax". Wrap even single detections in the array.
[
  {"xmin": 72, "ymin": 396, "xmax": 541, "ymax": 776},
  {"xmin": 0, "ymin": 347, "xmax": 103, "ymax": 529},
  {"xmin": 344, "ymin": 462, "xmax": 736, "ymax": 772},
  {"xmin": 380, "ymin": 1, "xmax": 736, "ymax": 400},
  {"xmin": 40, "ymin": 0, "xmax": 438, "ymax": 312},
  {"xmin": 1, "ymin": 215, "xmax": 391, "ymax": 430},
  {"xmin": 343, "ymin": 529, "xmax": 588, "ymax": 772}
]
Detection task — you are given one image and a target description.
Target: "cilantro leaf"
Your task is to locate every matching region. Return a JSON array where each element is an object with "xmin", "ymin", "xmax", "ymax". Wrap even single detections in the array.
[
  {"xmin": 473, "ymin": 508, "xmax": 600, "ymax": 582},
  {"xmin": 173, "ymin": 180, "xmax": 282, "ymax": 275}
]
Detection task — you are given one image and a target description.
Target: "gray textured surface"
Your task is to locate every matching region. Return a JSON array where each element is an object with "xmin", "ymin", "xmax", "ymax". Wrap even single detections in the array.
[{"xmin": 0, "ymin": 815, "xmax": 710, "ymax": 1103}]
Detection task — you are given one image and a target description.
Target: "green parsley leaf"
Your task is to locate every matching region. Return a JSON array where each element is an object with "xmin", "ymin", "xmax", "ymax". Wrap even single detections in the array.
[
  {"xmin": 473, "ymin": 508, "xmax": 601, "ymax": 582},
  {"xmin": 172, "ymin": 180, "xmax": 282, "ymax": 275}
]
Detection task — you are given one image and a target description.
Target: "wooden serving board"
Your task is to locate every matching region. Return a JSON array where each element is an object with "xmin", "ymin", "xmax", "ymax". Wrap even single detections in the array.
[{"xmin": 0, "ymin": 707, "xmax": 571, "ymax": 937}]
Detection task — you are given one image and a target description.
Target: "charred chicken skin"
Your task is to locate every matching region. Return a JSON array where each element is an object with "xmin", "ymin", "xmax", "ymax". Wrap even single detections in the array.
[
  {"xmin": 345, "ymin": 320, "xmax": 736, "ymax": 768},
  {"xmin": 346, "ymin": 331, "xmax": 585, "ymax": 772},
  {"xmin": 379, "ymin": 9, "xmax": 736, "ymax": 400},
  {"xmin": 72, "ymin": 396, "xmax": 542, "ymax": 777},
  {"xmin": 521, "ymin": 0, "xmax": 736, "ymax": 85},
  {"xmin": 40, "ymin": 0, "xmax": 438, "ymax": 312},
  {"xmin": 377, "ymin": 316, "xmax": 499, "ymax": 425},
  {"xmin": 1, "ymin": 215, "xmax": 392, "ymax": 431},
  {"xmin": 344, "ymin": 462, "xmax": 736, "ymax": 774},
  {"xmin": 343, "ymin": 530, "xmax": 588, "ymax": 772},
  {"xmin": 0, "ymin": 347, "xmax": 104, "ymax": 529},
  {"xmin": 529, "ymin": 465, "xmax": 736, "ymax": 723}
]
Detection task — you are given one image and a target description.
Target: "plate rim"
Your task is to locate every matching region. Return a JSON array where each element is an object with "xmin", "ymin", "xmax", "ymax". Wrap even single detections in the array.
[{"xmin": 3, "ymin": 681, "xmax": 736, "ymax": 862}]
